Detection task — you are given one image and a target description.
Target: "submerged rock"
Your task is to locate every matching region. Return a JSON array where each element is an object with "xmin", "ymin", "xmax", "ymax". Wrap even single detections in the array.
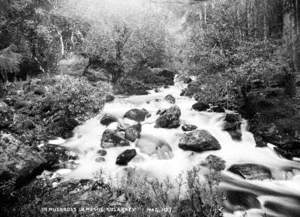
[
  {"xmin": 101, "ymin": 130, "xmax": 130, "ymax": 148},
  {"xmin": 164, "ymin": 94, "xmax": 176, "ymax": 104},
  {"xmin": 97, "ymin": 149, "xmax": 107, "ymax": 156},
  {"xmin": 116, "ymin": 149, "xmax": 137, "ymax": 166},
  {"xmin": 228, "ymin": 164, "xmax": 272, "ymax": 180},
  {"xmin": 155, "ymin": 106, "xmax": 181, "ymax": 128},
  {"xmin": 136, "ymin": 135, "xmax": 173, "ymax": 159},
  {"xmin": 95, "ymin": 157, "xmax": 105, "ymax": 163},
  {"xmin": 100, "ymin": 114, "xmax": 118, "ymax": 126},
  {"xmin": 192, "ymin": 102, "xmax": 209, "ymax": 112},
  {"xmin": 178, "ymin": 130, "xmax": 221, "ymax": 153},
  {"xmin": 124, "ymin": 108, "xmax": 150, "ymax": 122},
  {"xmin": 125, "ymin": 123, "xmax": 142, "ymax": 142},
  {"xmin": 182, "ymin": 124, "xmax": 197, "ymax": 132}
]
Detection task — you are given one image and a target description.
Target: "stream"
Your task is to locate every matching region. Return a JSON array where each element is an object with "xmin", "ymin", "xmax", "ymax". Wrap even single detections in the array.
[{"xmin": 50, "ymin": 77, "xmax": 300, "ymax": 217}]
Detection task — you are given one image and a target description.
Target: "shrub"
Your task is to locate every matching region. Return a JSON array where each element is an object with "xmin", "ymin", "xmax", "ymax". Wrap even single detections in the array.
[{"xmin": 42, "ymin": 75, "xmax": 109, "ymax": 120}]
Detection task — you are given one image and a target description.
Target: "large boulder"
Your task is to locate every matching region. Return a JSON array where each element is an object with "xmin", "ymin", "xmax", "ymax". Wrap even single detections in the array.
[
  {"xmin": 225, "ymin": 191, "xmax": 261, "ymax": 211},
  {"xmin": 0, "ymin": 101, "xmax": 13, "ymax": 130},
  {"xmin": 125, "ymin": 123, "xmax": 142, "ymax": 142},
  {"xmin": 116, "ymin": 149, "xmax": 137, "ymax": 166},
  {"xmin": 192, "ymin": 102, "xmax": 209, "ymax": 112},
  {"xmin": 136, "ymin": 135, "xmax": 173, "ymax": 159},
  {"xmin": 228, "ymin": 164, "xmax": 272, "ymax": 180},
  {"xmin": 100, "ymin": 114, "xmax": 118, "ymax": 126},
  {"xmin": 253, "ymin": 120, "xmax": 300, "ymax": 158},
  {"xmin": 101, "ymin": 129, "xmax": 130, "ymax": 149},
  {"xmin": 178, "ymin": 130, "xmax": 221, "ymax": 153},
  {"xmin": 124, "ymin": 108, "xmax": 150, "ymax": 122},
  {"xmin": 155, "ymin": 106, "xmax": 181, "ymax": 128},
  {"xmin": 0, "ymin": 133, "xmax": 48, "ymax": 194}
]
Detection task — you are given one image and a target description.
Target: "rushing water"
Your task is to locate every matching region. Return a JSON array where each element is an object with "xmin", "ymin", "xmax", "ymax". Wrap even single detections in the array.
[{"xmin": 50, "ymin": 78, "xmax": 300, "ymax": 217}]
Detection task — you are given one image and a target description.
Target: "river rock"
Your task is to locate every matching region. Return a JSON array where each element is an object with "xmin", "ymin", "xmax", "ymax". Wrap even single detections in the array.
[
  {"xmin": 201, "ymin": 155, "xmax": 226, "ymax": 171},
  {"xmin": 228, "ymin": 164, "xmax": 272, "ymax": 180},
  {"xmin": 164, "ymin": 94, "xmax": 176, "ymax": 104},
  {"xmin": 155, "ymin": 106, "xmax": 181, "ymax": 128},
  {"xmin": 95, "ymin": 157, "xmax": 105, "ymax": 163},
  {"xmin": 101, "ymin": 130, "xmax": 130, "ymax": 148},
  {"xmin": 0, "ymin": 133, "xmax": 48, "ymax": 193},
  {"xmin": 192, "ymin": 102, "xmax": 210, "ymax": 112},
  {"xmin": 100, "ymin": 114, "xmax": 118, "ymax": 126},
  {"xmin": 136, "ymin": 135, "xmax": 173, "ymax": 159},
  {"xmin": 124, "ymin": 108, "xmax": 150, "ymax": 122},
  {"xmin": 97, "ymin": 149, "xmax": 107, "ymax": 156},
  {"xmin": 105, "ymin": 94, "xmax": 115, "ymax": 102},
  {"xmin": 125, "ymin": 123, "xmax": 142, "ymax": 142},
  {"xmin": 210, "ymin": 105, "xmax": 225, "ymax": 113},
  {"xmin": 223, "ymin": 113, "xmax": 242, "ymax": 141},
  {"xmin": 226, "ymin": 191, "xmax": 261, "ymax": 211},
  {"xmin": 182, "ymin": 124, "xmax": 197, "ymax": 132},
  {"xmin": 178, "ymin": 130, "xmax": 221, "ymax": 153},
  {"xmin": 116, "ymin": 149, "xmax": 137, "ymax": 166}
]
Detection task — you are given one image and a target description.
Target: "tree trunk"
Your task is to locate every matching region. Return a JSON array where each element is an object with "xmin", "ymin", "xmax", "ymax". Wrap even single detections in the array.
[
  {"xmin": 294, "ymin": 0, "xmax": 300, "ymax": 97},
  {"xmin": 0, "ymin": 81, "xmax": 5, "ymax": 98}
]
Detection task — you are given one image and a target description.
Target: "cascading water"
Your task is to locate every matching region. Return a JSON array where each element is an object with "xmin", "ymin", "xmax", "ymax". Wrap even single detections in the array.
[{"xmin": 50, "ymin": 77, "xmax": 300, "ymax": 217}]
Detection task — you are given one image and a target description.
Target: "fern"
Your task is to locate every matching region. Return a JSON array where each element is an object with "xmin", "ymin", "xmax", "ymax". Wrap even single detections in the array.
[{"xmin": 0, "ymin": 45, "xmax": 22, "ymax": 82}]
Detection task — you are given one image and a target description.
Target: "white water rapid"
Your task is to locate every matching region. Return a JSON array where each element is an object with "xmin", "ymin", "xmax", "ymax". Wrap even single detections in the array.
[{"xmin": 50, "ymin": 78, "xmax": 300, "ymax": 217}]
